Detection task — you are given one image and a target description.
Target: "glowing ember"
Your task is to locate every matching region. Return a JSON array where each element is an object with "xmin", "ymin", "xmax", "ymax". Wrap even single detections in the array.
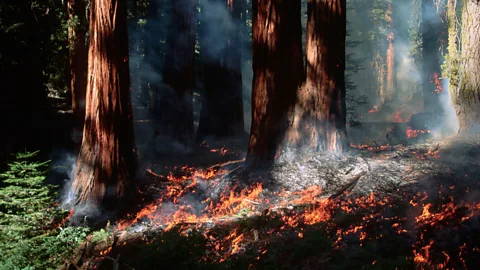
[
  {"xmin": 210, "ymin": 146, "xmax": 229, "ymax": 155},
  {"xmin": 350, "ymin": 143, "xmax": 390, "ymax": 151}
]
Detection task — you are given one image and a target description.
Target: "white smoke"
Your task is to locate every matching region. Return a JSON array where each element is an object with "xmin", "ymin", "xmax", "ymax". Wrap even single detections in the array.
[{"xmin": 439, "ymin": 78, "xmax": 459, "ymax": 135}]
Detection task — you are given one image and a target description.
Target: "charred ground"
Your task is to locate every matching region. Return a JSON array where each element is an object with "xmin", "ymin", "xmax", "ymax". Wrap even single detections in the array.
[{"xmin": 61, "ymin": 133, "xmax": 480, "ymax": 270}]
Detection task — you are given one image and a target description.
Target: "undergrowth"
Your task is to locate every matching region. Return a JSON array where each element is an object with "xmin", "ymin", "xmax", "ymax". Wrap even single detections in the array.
[{"xmin": 0, "ymin": 151, "xmax": 89, "ymax": 269}]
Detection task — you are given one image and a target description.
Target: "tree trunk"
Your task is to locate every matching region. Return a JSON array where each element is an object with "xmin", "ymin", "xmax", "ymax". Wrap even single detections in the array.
[
  {"xmin": 197, "ymin": 0, "xmax": 245, "ymax": 141},
  {"xmin": 246, "ymin": 0, "xmax": 304, "ymax": 167},
  {"xmin": 421, "ymin": 0, "xmax": 445, "ymax": 112},
  {"xmin": 384, "ymin": 2, "xmax": 395, "ymax": 104},
  {"xmin": 67, "ymin": 0, "xmax": 88, "ymax": 146},
  {"xmin": 159, "ymin": 0, "xmax": 196, "ymax": 144},
  {"xmin": 72, "ymin": 0, "xmax": 136, "ymax": 207},
  {"xmin": 449, "ymin": 0, "xmax": 480, "ymax": 132},
  {"xmin": 289, "ymin": 0, "xmax": 348, "ymax": 152}
]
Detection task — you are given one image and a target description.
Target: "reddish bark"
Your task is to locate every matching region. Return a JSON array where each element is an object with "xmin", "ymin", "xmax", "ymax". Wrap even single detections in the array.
[
  {"xmin": 246, "ymin": 0, "xmax": 304, "ymax": 167},
  {"xmin": 197, "ymin": 0, "xmax": 245, "ymax": 141},
  {"xmin": 72, "ymin": 0, "xmax": 136, "ymax": 207},
  {"xmin": 159, "ymin": 0, "xmax": 196, "ymax": 144},
  {"xmin": 384, "ymin": 2, "xmax": 395, "ymax": 103},
  {"xmin": 67, "ymin": 0, "xmax": 88, "ymax": 145},
  {"xmin": 289, "ymin": 0, "xmax": 348, "ymax": 152}
]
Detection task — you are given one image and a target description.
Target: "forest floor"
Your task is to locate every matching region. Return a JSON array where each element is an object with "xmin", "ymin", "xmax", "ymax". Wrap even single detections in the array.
[{"xmin": 62, "ymin": 133, "xmax": 480, "ymax": 270}]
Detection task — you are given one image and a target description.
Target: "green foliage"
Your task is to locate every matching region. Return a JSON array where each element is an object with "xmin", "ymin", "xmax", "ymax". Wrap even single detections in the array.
[
  {"xmin": 0, "ymin": 151, "xmax": 89, "ymax": 269},
  {"xmin": 91, "ymin": 228, "xmax": 113, "ymax": 244}
]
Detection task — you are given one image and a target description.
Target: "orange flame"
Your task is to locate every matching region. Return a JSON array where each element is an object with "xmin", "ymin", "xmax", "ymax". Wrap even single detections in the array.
[
  {"xmin": 431, "ymin": 73, "xmax": 444, "ymax": 94},
  {"xmin": 406, "ymin": 126, "xmax": 431, "ymax": 139},
  {"xmin": 393, "ymin": 111, "xmax": 403, "ymax": 123}
]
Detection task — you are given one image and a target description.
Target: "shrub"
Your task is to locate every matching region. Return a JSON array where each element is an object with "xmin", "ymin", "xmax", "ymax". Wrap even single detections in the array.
[{"xmin": 0, "ymin": 151, "xmax": 89, "ymax": 269}]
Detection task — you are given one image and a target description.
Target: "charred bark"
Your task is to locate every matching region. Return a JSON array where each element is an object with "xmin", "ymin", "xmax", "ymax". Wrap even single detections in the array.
[
  {"xmin": 288, "ymin": 0, "xmax": 348, "ymax": 152},
  {"xmin": 197, "ymin": 0, "xmax": 245, "ymax": 141},
  {"xmin": 421, "ymin": 0, "xmax": 445, "ymax": 112},
  {"xmin": 449, "ymin": 0, "xmax": 480, "ymax": 132},
  {"xmin": 67, "ymin": 0, "xmax": 88, "ymax": 146},
  {"xmin": 72, "ymin": 0, "xmax": 136, "ymax": 207},
  {"xmin": 246, "ymin": 0, "xmax": 304, "ymax": 167},
  {"xmin": 159, "ymin": 0, "xmax": 196, "ymax": 144}
]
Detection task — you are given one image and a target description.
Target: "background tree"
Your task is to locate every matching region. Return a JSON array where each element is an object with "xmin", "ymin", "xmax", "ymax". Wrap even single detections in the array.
[
  {"xmin": 289, "ymin": 0, "xmax": 348, "ymax": 152},
  {"xmin": 197, "ymin": 0, "xmax": 245, "ymax": 141},
  {"xmin": 72, "ymin": 0, "xmax": 136, "ymax": 207},
  {"xmin": 421, "ymin": 0, "xmax": 446, "ymax": 112},
  {"xmin": 384, "ymin": 1, "xmax": 395, "ymax": 103},
  {"xmin": 0, "ymin": 1, "xmax": 68, "ymax": 165},
  {"xmin": 448, "ymin": 0, "xmax": 480, "ymax": 132},
  {"xmin": 246, "ymin": 0, "xmax": 304, "ymax": 167},
  {"xmin": 159, "ymin": 0, "xmax": 196, "ymax": 144},
  {"xmin": 67, "ymin": 0, "xmax": 88, "ymax": 146}
]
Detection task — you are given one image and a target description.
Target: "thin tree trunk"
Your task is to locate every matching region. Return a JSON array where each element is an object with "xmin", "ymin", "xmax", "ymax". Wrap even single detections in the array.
[
  {"xmin": 421, "ymin": 0, "xmax": 445, "ymax": 112},
  {"xmin": 449, "ymin": 0, "xmax": 480, "ymax": 132},
  {"xmin": 246, "ymin": 0, "xmax": 304, "ymax": 167},
  {"xmin": 289, "ymin": 0, "xmax": 347, "ymax": 152},
  {"xmin": 384, "ymin": 2, "xmax": 395, "ymax": 103},
  {"xmin": 197, "ymin": 0, "xmax": 245, "ymax": 141},
  {"xmin": 72, "ymin": 0, "xmax": 136, "ymax": 207},
  {"xmin": 160, "ymin": 0, "xmax": 196, "ymax": 144},
  {"xmin": 67, "ymin": 0, "xmax": 88, "ymax": 146}
]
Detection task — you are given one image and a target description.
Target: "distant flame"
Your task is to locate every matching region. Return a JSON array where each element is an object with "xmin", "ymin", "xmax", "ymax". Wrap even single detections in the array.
[
  {"xmin": 431, "ymin": 73, "xmax": 443, "ymax": 94},
  {"xmin": 393, "ymin": 111, "xmax": 403, "ymax": 123},
  {"xmin": 368, "ymin": 104, "xmax": 380, "ymax": 113},
  {"xmin": 406, "ymin": 126, "xmax": 431, "ymax": 139}
]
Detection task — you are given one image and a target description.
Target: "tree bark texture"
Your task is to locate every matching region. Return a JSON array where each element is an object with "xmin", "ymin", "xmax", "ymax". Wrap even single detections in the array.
[
  {"xmin": 68, "ymin": 0, "xmax": 88, "ymax": 145},
  {"xmin": 289, "ymin": 0, "xmax": 348, "ymax": 152},
  {"xmin": 246, "ymin": 0, "xmax": 304, "ymax": 167},
  {"xmin": 197, "ymin": 0, "xmax": 245, "ymax": 141},
  {"xmin": 450, "ymin": 0, "xmax": 480, "ymax": 132},
  {"xmin": 384, "ymin": 2, "xmax": 395, "ymax": 104},
  {"xmin": 73, "ymin": 0, "xmax": 136, "ymax": 207},
  {"xmin": 421, "ymin": 0, "xmax": 445, "ymax": 112},
  {"xmin": 159, "ymin": 0, "xmax": 196, "ymax": 144}
]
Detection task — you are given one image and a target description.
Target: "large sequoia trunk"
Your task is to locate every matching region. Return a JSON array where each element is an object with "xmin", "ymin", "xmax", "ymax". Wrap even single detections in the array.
[
  {"xmin": 421, "ymin": 0, "xmax": 445, "ymax": 112},
  {"xmin": 197, "ymin": 0, "xmax": 245, "ymax": 141},
  {"xmin": 246, "ymin": 0, "xmax": 304, "ymax": 167},
  {"xmin": 72, "ymin": 0, "xmax": 136, "ymax": 207},
  {"xmin": 289, "ymin": 0, "xmax": 348, "ymax": 152},
  {"xmin": 159, "ymin": 0, "xmax": 196, "ymax": 144},
  {"xmin": 67, "ymin": 0, "xmax": 88, "ymax": 146},
  {"xmin": 449, "ymin": 0, "xmax": 480, "ymax": 132}
]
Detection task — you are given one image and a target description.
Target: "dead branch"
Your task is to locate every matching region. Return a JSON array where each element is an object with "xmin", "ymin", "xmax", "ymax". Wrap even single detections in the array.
[
  {"xmin": 329, "ymin": 171, "xmax": 367, "ymax": 199},
  {"xmin": 244, "ymin": 198, "xmax": 261, "ymax": 205}
]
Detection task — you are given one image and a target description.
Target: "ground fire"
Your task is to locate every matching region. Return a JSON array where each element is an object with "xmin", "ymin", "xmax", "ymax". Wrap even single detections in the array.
[
  {"xmin": 60, "ymin": 134, "xmax": 480, "ymax": 269},
  {"xmin": 3, "ymin": 0, "xmax": 480, "ymax": 269}
]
